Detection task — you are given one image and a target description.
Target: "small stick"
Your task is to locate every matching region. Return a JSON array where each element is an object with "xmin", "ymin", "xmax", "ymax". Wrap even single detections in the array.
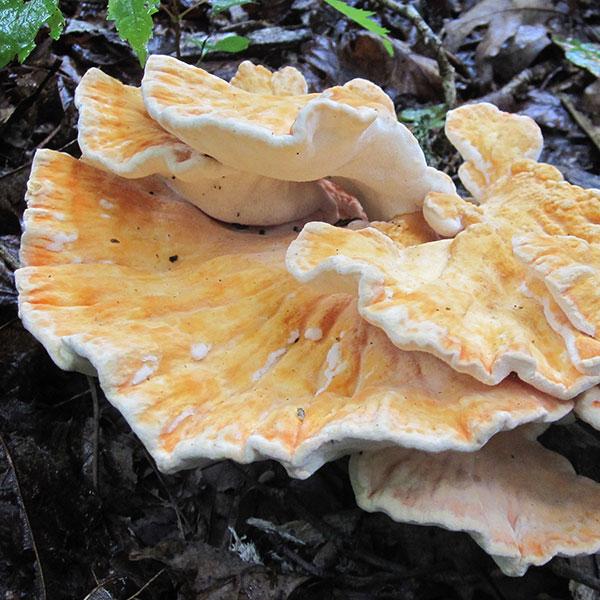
[
  {"xmin": 0, "ymin": 434, "xmax": 47, "ymax": 600},
  {"xmin": 551, "ymin": 559, "xmax": 600, "ymax": 592},
  {"xmin": 87, "ymin": 376, "xmax": 100, "ymax": 492},
  {"xmin": 560, "ymin": 94, "xmax": 600, "ymax": 154},
  {"xmin": 0, "ymin": 243, "xmax": 19, "ymax": 271},
  {"xmin": 0, "ymin": 138, "xmax": 77, "ymax": 181},
  {"xmin": 279, "ymin": 544, "xmax": 324, "ymax": 577},
  {"xmin": 478, "ymin": 62, "xmax": 555, "ymax": 109},
  {"xmin": 142, "ymin": 447, "xmax": 189, "ymax": 539},
  {"xmin": 124, "ymin": 568, "xmax": 166, "ymax": 600},
  {"xmin": 374, "ymin": 0, "xmax": 456, "ymax": 107}
]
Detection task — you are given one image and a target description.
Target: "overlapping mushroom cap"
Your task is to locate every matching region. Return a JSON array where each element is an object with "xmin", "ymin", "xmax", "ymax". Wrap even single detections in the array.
[
  {"xmin": 230, "ymin": 60, "xmax": 308, "ymax": 95},
  {"xmin": 287, "ymin": 103, "xmax": 600, "ymax": 399},
  {"xmin": 17, "ymin": 53, "xmax": 600, "ymax": 579},
  {"xmin": 75, "ymin": 65, "xmax": 365, "ymax": 226},
  {"xmin": 141, "ymin": 55, "xmax": 455, "ymax": 220},
  {"xmin": 16, "ymin": 150, "xmax": 572, "ymax": 477},
  {"xmin": 350, "ymin": 425, "xmax": 600, "ymax": 576}
]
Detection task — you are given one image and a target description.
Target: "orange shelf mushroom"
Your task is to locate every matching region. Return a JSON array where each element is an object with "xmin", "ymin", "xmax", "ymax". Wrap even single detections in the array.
[
  {"xmin": 15, "ymin": 59, "xmax": 600, "ymax": 577},
  {"xmin": 16, "ymin": 150, "xmax": 571, "ymax": 477},
  {"xmin": 141, "ymin": 55, "xmax": 455, "ymax": 220},
  {"xmin": 350, "ymin": 425, "xmax": 600, "ymax": 576},
  {"xmin": 75, "ymin": 65, "xmax": 365, "ymax": 226},
  {"xmin": 287, "ymin": 103, "xmax": 600, "ymax": 399}
]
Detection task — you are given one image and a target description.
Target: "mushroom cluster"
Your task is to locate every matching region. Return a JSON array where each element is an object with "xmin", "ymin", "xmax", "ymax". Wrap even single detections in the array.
[{"xmin": 17, "ymin": 56, "xmax": 600, "ymax": 576}]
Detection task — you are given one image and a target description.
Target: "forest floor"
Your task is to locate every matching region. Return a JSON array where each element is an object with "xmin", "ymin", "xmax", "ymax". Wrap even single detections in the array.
[{"xmin": 2, "ymin": 1, "xmax": 600, "ymax": 598}]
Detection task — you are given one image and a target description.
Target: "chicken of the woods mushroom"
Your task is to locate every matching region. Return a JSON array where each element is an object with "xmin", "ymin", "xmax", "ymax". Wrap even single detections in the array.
[{"xmin": 15, "ymin": 59, "xmax": 600, "ymax": 579}]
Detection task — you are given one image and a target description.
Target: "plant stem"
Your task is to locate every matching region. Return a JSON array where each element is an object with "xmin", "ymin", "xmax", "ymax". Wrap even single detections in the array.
[{"xmin": 374, "ymin": 0, "xmax": 457, "ymax": 107}]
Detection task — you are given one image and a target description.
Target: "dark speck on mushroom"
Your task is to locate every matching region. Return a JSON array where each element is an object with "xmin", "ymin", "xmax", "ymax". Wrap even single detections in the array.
[
  {"xmin": 110, "ymin": 238, "xmax": 120, "ymax": 243},
  {"xmin": 169, "ymin": 255, "xmax": 178, "ymax": 263}
]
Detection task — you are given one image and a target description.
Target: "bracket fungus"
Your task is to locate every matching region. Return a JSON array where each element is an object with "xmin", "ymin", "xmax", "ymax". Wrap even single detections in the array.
[
  {"xmin": 75, "ymin": 66, "xmax": 363, "ymax": 226},
  {"xmin": 230, "ymin": 60, "xmax": 308, "ymax": 95},
  {"xmin": 350, "ymin": 425, "xmax": 600, "ymax": 576},
  {"xmin": 15, "ymin": 56, "xmax": 600, "ymax": 578},
  {"xmin": 16, "ymin": 150, "xmax": 572, "ymax": 477},
  {"xmin": 141, "ymin": 55, "xmax": 455, "ymax": 220},
  {"xmin": 287, "ymin": 103, "xmax": 600, "ymax": 399}
]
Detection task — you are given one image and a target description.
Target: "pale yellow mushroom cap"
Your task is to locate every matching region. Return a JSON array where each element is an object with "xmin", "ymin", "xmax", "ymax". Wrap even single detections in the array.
[
  {"xmin": 287, "ymin": 103, "xmax": 600, "ymax": 399},
  {"xmin": 16, "ymin": 150, "xmax": 570, "ymax": 476},
  {"xmin": 351, "ymin": 425, "xmax": 600, "ymax": 576}
]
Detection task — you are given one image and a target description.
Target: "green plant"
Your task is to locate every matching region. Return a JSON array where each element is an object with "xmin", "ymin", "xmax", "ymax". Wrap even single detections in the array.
[
  {"xmin": 0, "ymin": 0, "xmax": 252, "ymax": 68},
  {"xmin": 399, "ymin": 103, "xmax": 447, "ymax": 166},
  {"xmin": 323, "ymin": 0, "xmax": 393, "ymax": 56},
  {"xmin": 189, "ymin": 32, "xmax": 250, "ymax": 61},
  {"xmin": 0, "ymin": 0, "xmax": 64, "ymax": 68},
  {"xmin": 107, "ymin": 0, "xmax": 160, "ymax": 66},
  {"xmin": 554, "ymin": 35, "xmax": 600, "ymax": 78}
]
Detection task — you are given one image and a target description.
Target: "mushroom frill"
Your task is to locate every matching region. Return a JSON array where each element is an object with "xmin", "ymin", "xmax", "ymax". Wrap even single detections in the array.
[{"xmin": 17, "ymin": 57, "xmax": 600, "ymax": 576}]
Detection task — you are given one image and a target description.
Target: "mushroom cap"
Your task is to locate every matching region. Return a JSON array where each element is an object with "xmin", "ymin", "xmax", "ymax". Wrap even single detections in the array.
[
  {"xmin": 230, "ymin": 60, "xmax": 308, "ymax": 95},
  {"xmin": 141, "ymin": 55, "xmax": 455, "ymax": 220},
  {"xmin": 17, "ymin": 150, "xmax": 571, "ymax": 476},
  {"xmin": 75, "ymin": 67, "xmax": 355, "ymax": 226},
  {"xmin": 513, "ymin": 233, "xmax": 600, "ymax": 338},
  {"xmin": 445, "ymin": 102, "xmax": 543, "ymax": 199},
  {"xmin": 287, "ymin": 104, "xmax": 600, "ymax": 398},
  {"xmin": 350, "ymin": 425, "xmax": 600, "ymax": 576}
]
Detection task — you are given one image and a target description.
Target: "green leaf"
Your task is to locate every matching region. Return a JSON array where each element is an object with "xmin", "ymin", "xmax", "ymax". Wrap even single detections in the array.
[
  {"xmin": 323, "ymin": 0, "xmax": 393, "ymax": 57},
  {"xmin": 399, "ymin": 104, "xmax": 447, "ymax": 165},
  {"xmin": 211, "ymin": 0, "xmax": 253, "ymax": 14},
  {"xmin": 554, "ymin": 35, "xmax": 600, "ymax": 78},
  {"xmin": 209, "ymin": 34, "xmax": 249, "ymax": 53},
  {"xmin": 107, "ymin": 0, "xmax": 159, "ymax": 66},
  {"xmin": 0, "ymin": 0, "xmax": 64, "ymax": 68},
  {"xmin": 190, "ymin": 34, "xmax": 250, "ymax": 58},
  {"xmin": 399, "ymin": 104, "xmax": 447, "ymax": 130}
]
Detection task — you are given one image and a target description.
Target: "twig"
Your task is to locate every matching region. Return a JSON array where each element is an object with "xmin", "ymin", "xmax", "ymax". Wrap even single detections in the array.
[
  {"xmin": 82, "ymin": 576, "xmax": 122, "ymax": 600},
  {"xmin": 170, "ymin": 0, "xmax": 182, "ymax": 60},
  {"xmin": 161, "ymin": 0, "xmax": 207, "ymax": 59},
  {"xmin": 478, "ymin": 61, "xmax": 555, "ymax": 110},
  {"xmin": 124, "ymin": 568, "xmax": 166, "ymax": 600},
  {"xmin": 560, "ymin": 94, "xmax": 600, "ymax": 154},
  {"xmin": 34, "ymin": 122, "xmax": 63, "ymax": 151},
  {"xmin": 0, "ymin": 138, "xmax": 77, "ymax": 181},
  {"xmin": 52, "ymin": 386, "xmax": 92, "ymax": 408},
  {"xmin": 0, "ymin": 243, "xmax": 19, "ymax": 271},
  {"xmin": 142, "ymin": 447, "xmax": 189, "ymax": 539},
  {"xmin": 0, "ymin": 317, "xmax": 17, "ymax": 332},
  {"xmin": 279, "ymin": 544, "xmax": 324, "ymax": 577},
  {"xmin": 180, "ymin": 0, "xmax": 207, "ymax": 19},
  {"xmin": 87, "ymin": 376, "xmax": 100, "ymax": 492},
  {"xmin": 0, "ymin": 62, "xmax": 59, "ymax": 137},
  {"xmin": 374, "ymin": 0, "xmax": 456, "ymax": 107},
  {"xmin": 252, "ymin": 480, "xmax": 420, "ymax": 578},
  {"xmin": 0, "ymin": 434, "xmax": 47, "ymax": 600},
  {"xmin": 551, "ymin": 559, "xmax": 600, "ymax": 592}
]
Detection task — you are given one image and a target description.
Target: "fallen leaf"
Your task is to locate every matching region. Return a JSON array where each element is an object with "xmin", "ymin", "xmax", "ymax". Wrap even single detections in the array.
[
  {"xmin": 554, "ymin": 35, "xmax": 600, "ymax": 78},
  {"xmin": 444, "ymin": 0, "xmax": 565, "ymax": 83}
]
